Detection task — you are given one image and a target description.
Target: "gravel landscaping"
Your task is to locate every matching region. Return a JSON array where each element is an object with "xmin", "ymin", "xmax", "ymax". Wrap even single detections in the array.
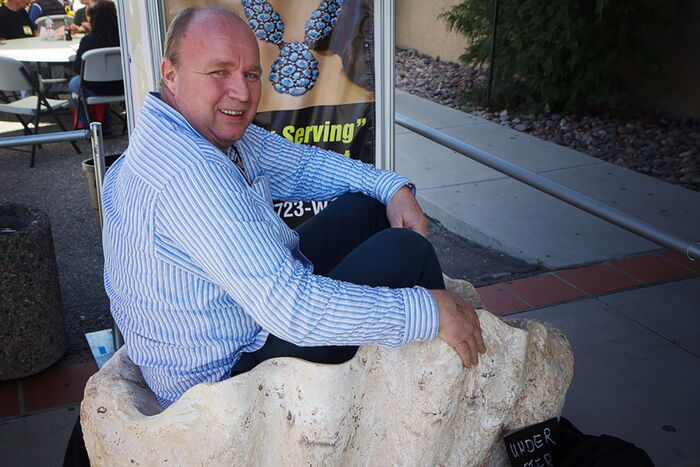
[{"xmin": 396, "ymin": 48, "xmax": 700, "ymax": 192}]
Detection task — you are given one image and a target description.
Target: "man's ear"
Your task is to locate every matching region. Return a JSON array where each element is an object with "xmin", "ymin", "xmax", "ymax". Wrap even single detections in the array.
[{"xmin": 161, "ymin": 58, "xmax": 177, "ymax": 93}]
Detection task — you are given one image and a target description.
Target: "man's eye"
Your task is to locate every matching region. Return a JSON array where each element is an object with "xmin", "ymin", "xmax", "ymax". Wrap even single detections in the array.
[
  {"xmin": 210, "ymin": 70, "xmax": 227, "ymax": 77},
  {"xmin": 245, "ymin": 72, "xmax": 260, "ymax": 81}
]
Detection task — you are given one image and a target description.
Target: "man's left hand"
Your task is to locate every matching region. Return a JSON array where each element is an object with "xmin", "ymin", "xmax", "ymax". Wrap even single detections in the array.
[{"xmin": 387, "ymin": 185, "xmax": 428, "ymax": 238}]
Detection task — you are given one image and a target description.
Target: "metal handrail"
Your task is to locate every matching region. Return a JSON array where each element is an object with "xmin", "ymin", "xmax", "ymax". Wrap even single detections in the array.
[
  {"xmin": 0, "ymin": 130, "xmax": 89, "ymax": 148},
  {"xmin": 395, "ymin": 113, "xmax": 700, "ymax": 261},
  {"xmin": 0, "ymin": 124, "xmax": 124, "ymax": 349}
]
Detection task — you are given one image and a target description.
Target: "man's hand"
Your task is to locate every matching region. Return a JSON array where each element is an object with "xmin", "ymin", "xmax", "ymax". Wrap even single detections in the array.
[
  {"xmin": 431, "ymin": 290, "xmax": 486, "ymax": 367},
  {"xmin": 387, "ymin": 185, "xmax": 428, "ymax": 237}
]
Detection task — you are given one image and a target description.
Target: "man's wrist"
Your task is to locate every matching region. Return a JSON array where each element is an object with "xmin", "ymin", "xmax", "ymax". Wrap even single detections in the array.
[
  {"xmin": 404, "ymin": 183, "xmax": 416, "ymax": 196},
  {"xmin": 402, "ymin": 287, "xmax": 440, "ymax": 343}
]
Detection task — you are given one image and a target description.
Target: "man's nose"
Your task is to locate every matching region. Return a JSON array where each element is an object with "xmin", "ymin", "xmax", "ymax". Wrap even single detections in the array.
[{"xmin": 226, "ymin": 74, "xmax": 250, "ymax": 102}]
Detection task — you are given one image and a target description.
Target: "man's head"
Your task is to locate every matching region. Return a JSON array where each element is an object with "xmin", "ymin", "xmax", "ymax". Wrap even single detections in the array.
[
  {"xmin": 6, "ymin": 0, "xmax": 32, "ymax": 11},
  {"xmin": 160, "ymin": 7, "xmax": 262, "ymax": 152},
  {"xmin": 86, "ymin": 0, "xmax": 119, "ymax": 44}
]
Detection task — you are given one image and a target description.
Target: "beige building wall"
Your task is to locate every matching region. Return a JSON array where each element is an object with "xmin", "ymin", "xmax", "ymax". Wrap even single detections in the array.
[{"xmin": 395, "ymin": 0, "xmax": 467, "ymax": 64}]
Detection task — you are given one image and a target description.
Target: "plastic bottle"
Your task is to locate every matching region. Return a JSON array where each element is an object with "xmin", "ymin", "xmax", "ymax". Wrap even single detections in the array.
[
  {"xmin": 64, "ymin": 15, "xmax": 72, "ymax": 40},
  {"xmin": 46, "ymin": 18, "xmax": 56, "ymax": 41}
]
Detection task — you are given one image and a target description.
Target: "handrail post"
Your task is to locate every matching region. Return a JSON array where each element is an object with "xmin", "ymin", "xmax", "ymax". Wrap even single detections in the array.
[
  {"xmin": 88, "ymin": 122, "xmax": 124, "ymax": 350},
  {"xmin": 90, "ymin": 122, "xmax": 107, "ymax": 229}
]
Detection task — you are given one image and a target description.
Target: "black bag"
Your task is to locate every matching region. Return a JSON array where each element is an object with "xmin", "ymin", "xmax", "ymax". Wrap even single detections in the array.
[
  {"xmin": 558, "ymin": 417, "xmax": 654, "ymax": 467},
  {"xmin": 505, "ymin": 417, "xmax": 655, "ymax": 467}
]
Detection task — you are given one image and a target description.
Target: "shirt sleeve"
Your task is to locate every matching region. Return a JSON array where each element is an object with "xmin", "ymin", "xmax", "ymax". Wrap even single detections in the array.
[
  {"xmin": 74, "ymin": 8, "xmax": 86, "ymax": 26},
  {"xmin": 29, "ymin": 5, "xmax": 41, "ymax": 26},
  {"xmin": 241, "ymin": 125, "xmax": 412, "ymax": 205},
  {"xmin": 154, "ymin": 159, "xmax": 438, "ymax": 348}
]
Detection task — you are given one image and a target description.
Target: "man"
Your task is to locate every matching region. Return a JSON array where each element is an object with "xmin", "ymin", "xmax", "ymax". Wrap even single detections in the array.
[
  {"xmin": 28, "ymin": 0, "xmax": 66, "ymax": 26},
  {"xmin": 101, "ymin": 6, "xmax": 485, "ymax": 410},
  {"xmin": 70, "ymin": 0, "xmax": 92, "ymax": 34},
  {"xmin": 0, "ymin": 0, "xmax": 35, "ymax": 40}
]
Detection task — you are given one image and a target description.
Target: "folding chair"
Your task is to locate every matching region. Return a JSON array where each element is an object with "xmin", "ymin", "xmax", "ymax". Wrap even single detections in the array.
[
  {"xmin": 34, "ymin": 15, "xmax": 73, "ymax": 95},
  {"xmin": 77, "ymin": 47, "xmax": 126, "ymax": 134},
  {"xmin": 0, "ymin": 56, "xmax": 81, "ymax": 167}
]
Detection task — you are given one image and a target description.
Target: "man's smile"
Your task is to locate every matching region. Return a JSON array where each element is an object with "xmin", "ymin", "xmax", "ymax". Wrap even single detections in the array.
[{"xmin": 219, "ymin": 109, "xmax": 245, "ymax": 116}]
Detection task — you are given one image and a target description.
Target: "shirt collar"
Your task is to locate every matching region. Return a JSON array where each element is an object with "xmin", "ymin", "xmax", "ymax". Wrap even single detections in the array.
[
  {"xmin": 142, "ymin": 92, "xmax": 259, "ymax": 159},
  {"xmin": 143, "ymin": 92, "xmax": 242, "ymax": 154},
  {"xmin": 143, "ymin": 91, "xmax": 199, "ymax": 137}
]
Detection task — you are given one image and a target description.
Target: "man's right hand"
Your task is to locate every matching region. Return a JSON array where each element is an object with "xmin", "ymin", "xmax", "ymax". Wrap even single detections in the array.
[{"xmin": 431, "ymin": 290, "xmax": 486, "ymax": 367}]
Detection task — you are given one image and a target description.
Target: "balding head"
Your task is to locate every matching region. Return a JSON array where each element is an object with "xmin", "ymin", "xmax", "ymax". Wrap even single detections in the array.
[{"xmin": 163, "ymin": 7, "xmax": 248, "ymax": 67}]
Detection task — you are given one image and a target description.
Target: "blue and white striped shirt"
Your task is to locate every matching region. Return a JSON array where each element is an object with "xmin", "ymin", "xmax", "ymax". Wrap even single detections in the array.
[{"xmin": 102, "ymin": 93, "xmax": 438, "ymax": 407}]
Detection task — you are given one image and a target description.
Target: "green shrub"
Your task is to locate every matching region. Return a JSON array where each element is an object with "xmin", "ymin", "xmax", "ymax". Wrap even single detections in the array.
[{"xmin": 440, "ymin": 0, "xmax": 685, "ymax": 113}]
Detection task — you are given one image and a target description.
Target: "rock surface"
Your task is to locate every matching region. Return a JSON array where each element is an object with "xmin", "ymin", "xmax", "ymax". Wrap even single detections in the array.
[{"xmin": 81, "ymin": 280, "xmax": 573, "ymax": 466}]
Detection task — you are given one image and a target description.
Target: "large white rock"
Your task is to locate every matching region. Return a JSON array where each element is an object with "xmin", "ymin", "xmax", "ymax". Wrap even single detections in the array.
[{"xmin": 81, "ymin": 280, "xmax": 573, "ymax": 466}]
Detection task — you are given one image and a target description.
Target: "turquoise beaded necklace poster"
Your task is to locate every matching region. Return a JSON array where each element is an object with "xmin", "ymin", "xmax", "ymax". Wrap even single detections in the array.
[{"xmin": 165, "ymin": 0, "xmax": 377, "ymax": 227}]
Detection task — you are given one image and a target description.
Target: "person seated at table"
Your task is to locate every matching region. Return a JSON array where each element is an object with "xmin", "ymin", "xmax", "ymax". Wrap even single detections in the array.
[
  {"xmin": 70, "ymin": 0, "xmax": 94, "ymax": 34},
  {"xmin": 68, "ymin": 0, "xmax": 123, "ymax": 135},
  {"xmin": 28, "ymin": 0, "xmax": 66, "ymax": 27},
  {"xmin": 0, "ymin": 0, "xmax": 36, "ymax": 40}
]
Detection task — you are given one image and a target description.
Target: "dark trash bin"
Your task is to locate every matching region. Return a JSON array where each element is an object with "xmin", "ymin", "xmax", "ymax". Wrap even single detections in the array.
[
  {"xmin": 81, "ymin": 154, "xmax": 121, "ymax": 227},
  {"xmin": 0, "ymin": 202, "xmax": 67, "ymax": 380}
]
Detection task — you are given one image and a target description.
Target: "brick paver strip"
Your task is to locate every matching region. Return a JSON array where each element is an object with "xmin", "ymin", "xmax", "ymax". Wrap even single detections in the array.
[
  {"xmin": 476, "ymin": 284, "xmax": 531, "ymax": 315},
  {"xmin": 658, "ymin": 250, "xmax": 700, "ymax": 273},
  {"xmin": 502, "ymin": 274, "xmax": 586, "ymax": 308},
  {"xmin": 0, "ymin": 380, "xmax": 20, "ymax": 419},
  {"xmin": 22, "ymin": 361, "xmax": 98, "ymax": 413},
  {"xmin": 609, "ymin": 253, "xmax": 695, "ymax": 284},
  {"xmin": 555, "ymin": 263, "xmax": 642, "ymax": 296}
]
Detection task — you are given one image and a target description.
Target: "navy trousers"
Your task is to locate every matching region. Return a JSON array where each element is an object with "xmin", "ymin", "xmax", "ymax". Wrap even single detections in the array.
[{"xmin": 231, "ymin": 193, "xmax": 445, "ymax": 375}]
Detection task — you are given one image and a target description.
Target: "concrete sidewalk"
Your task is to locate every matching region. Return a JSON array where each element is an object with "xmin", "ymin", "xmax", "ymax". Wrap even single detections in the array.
[
  {"xmin": 1, "ymin": 93, "xmax": 699, "ymax": 466},
  {"xmin": 394, "ymin": 91, "xmax": 700, "ymax": 466},
  {"xmin": 396, "ymin": 90, "xmax": 700, "ymax": 269},
  {"xmin": 518, "ymin": 278, "xmax": 700, "ymax": 466}
]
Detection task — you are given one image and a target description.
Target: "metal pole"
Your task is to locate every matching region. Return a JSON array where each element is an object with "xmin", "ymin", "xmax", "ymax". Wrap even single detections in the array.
[
  {"xmin": 0, "ymin": 130, "xmax": 89, "ymax": 148},
  {"xmin": 115, "ymin": 0, "xmax": 134, "ymax": 135},
  {"xmin": 89, "ymin": 122, "xmax": 107, "ymax": 230},
  {"xmin": 395, "ymin": 113, "xmax": 700, "ymax": 261},
  {"xmin": 88, "ymin": 122, "xmax": 125, "ymax": 350},
  {"xmin": 486, "ymin": 0, "xmax": 500, "ymax": 107},
  {"xmin": 374, "ymin": 0, "xmax": 395, "ymax": 171}
]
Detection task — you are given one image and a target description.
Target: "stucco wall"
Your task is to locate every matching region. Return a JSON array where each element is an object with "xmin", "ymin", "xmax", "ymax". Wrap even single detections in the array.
[{"xmin": 395, "ymin": 0, "xmax": 467, "ymax": 64}]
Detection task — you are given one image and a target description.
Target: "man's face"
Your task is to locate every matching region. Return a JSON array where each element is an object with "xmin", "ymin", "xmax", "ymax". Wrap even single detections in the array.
[
  {"xmin": 161, "ymin": 13, "xmax": 262, "ymax": 152},
  {"xmin": 8, "ymin": 0, "xmax": 32, "ymax": 10}
]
